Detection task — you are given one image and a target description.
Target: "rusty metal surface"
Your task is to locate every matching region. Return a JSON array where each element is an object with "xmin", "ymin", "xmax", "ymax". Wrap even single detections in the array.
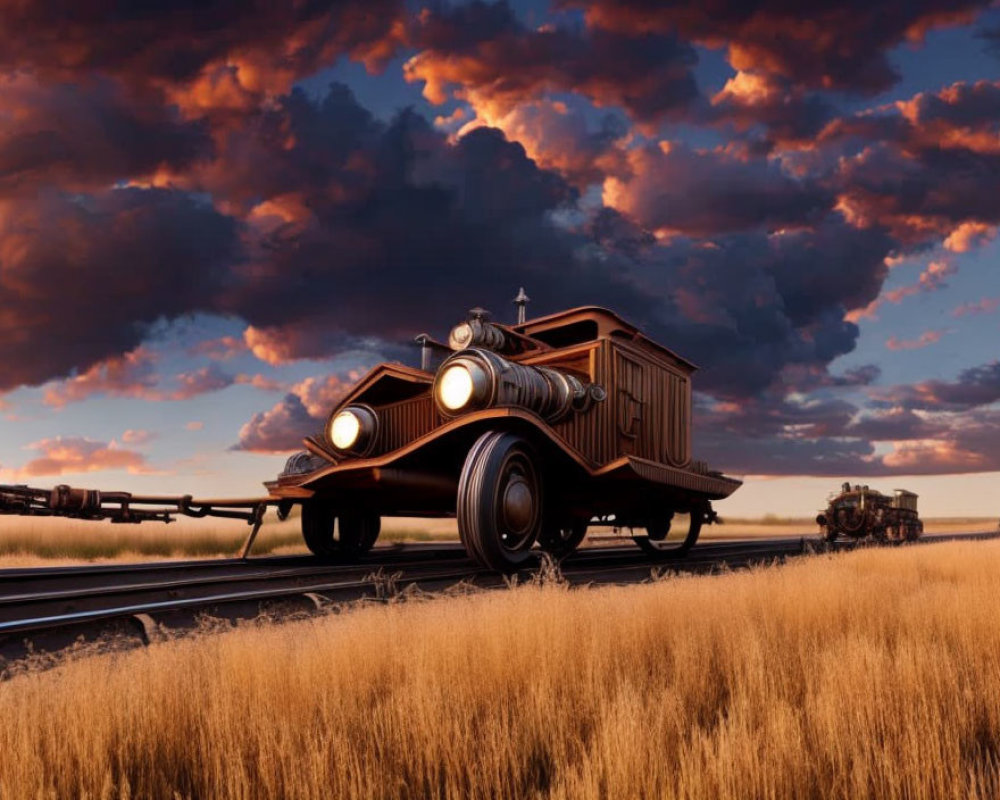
[{"xmin": 0, "ymin": 483, "xmax": 272, "ymax": 526}]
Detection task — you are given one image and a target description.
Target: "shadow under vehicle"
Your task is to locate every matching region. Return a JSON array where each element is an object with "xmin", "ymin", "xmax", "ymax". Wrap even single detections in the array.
[
  {"xmin": 270, "ymin": 295, "xmax": 742, "ymax": 570},
  {"xmin": 816, "ymin": 483, "xmax": 923, "ymax": 543}
]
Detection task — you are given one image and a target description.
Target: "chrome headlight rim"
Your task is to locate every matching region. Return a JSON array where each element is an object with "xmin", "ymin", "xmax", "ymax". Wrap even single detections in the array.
[{"xmin": 327, "ymin": 404, "xmax": 379, "ymax": 456}]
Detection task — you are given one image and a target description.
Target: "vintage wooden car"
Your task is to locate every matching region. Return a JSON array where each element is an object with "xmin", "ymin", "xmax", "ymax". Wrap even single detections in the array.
[{"xmin": 268, "ymin": 296, "xmax": 742, "ymax": 570}]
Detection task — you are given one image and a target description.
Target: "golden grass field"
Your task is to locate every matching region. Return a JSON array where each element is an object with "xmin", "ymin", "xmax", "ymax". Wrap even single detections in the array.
[
  {"xmin": 0, "ymin": 512, "xmax": 994, "ymax": 567},
  {"xmin": 2, "ymin": 540, "xmax": 999, "ymax": 798}
]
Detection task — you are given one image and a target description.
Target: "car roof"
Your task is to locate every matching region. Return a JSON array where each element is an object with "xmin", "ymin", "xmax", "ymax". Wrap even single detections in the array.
[{"xmin": 514, "ymin": 305, "xmax": 698, "ymax": 371}]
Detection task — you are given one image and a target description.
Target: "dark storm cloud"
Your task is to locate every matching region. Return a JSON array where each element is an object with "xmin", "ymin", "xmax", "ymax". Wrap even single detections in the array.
[
  {"xmin": 692, "ymin": 393, "xmax": 875, "ymax": 476},
  {"xmin": 0, "ymin": 77, "xmax": 211, "ymax": 191},
  {"xmin": 605, "ymin": 141, "xmax": 834, "ymax": 235},
  {"xmin": 694, "ymin": 393, "xmax": 1000, "ymax": 477},
  {"xmin": 404, "ymin": 0, "xmax": 699, "ymax": 124},
  {"xmin": 873, "ymin": 361, "xmax": 1000, "ymax": 411},
  {"xmin": 817, "ymin": 81, "xmax": 1000, "ymax": 243},
  {"xmin": 830, "ymin": 142, "xmax": 1000, "ymax": 245},
  {"xmin": 187, "ymin": 84, "xmax": 893, "ymax": 403},
  {"xmin": 0, "ymin": 0, "xmax": 405, "ymax": 85},
  {"xmin": 705, "ymin": 73, "xmax": 836, "ymax": 151},
  {"xmin": 0, "ymin": 187, "xmax": 240, "ymax": 391},
  {"xmin": 213, "ymin": 86, "xmax": 653, "ymax": 350},
  {"xmin": 564, "ymin": 0, "xmax": 990, "ymax": 94},
  {"xmin": 614, "ymin": 217, "xmax": 896, "ymax": 396},
  {"xmin": 845, "ymin": 409, "xmax": 946, "ymax": 441}
]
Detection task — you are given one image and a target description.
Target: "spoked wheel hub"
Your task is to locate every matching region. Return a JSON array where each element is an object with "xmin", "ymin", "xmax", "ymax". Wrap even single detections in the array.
[{"xmin": 500, "ymin": 471, "xmax": 536, "ymax": 550}]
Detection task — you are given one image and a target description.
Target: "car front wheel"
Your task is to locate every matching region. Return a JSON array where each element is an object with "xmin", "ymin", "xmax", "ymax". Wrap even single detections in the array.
[{"xmin": 457, "ymin": 431, "xmax": 543, "ymax": 572}]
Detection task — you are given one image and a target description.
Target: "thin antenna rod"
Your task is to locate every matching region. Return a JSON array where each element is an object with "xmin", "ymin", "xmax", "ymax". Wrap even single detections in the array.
[{"xmin": 514, "ymin": 287, "xmax": 530, "ymax": 324}]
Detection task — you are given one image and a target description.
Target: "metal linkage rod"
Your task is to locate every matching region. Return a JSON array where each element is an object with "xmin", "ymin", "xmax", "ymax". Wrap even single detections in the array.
[{"xmin": 0, "ymin": 483, "xmax": 274, "ymax": 526}]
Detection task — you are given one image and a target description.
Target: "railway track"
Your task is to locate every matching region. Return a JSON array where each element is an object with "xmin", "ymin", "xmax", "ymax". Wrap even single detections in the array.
[{"xmin": 1, "ymin": 531, "xmax": 997, "ymax": 668}]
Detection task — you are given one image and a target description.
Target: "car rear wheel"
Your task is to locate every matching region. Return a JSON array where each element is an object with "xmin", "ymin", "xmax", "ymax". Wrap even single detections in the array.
[
  {"xmin": 458, "ymin": 431, "xmax": 542, "ymax": 572},
  {"xmin": 339, "ymin": 511, "xmax": 381, "ymax": 556},
  {"xmin": 538, "ymin": 516, "xmax": 588, "ymax": 558},
  {"xmin": 633, "ymin": 508, "xmax": 703, "ymax": 559}
]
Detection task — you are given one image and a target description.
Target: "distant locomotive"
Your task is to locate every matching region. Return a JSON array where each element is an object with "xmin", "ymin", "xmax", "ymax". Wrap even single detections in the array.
[{"xmin": 816, "ymin": 483, "xmax": 923, "ymax": 543}]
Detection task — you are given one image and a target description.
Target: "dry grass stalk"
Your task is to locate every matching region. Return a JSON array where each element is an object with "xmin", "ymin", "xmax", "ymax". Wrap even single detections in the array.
[{"xmin": 1, "ymin": 541, "xmax": 999, "ymax": 798}]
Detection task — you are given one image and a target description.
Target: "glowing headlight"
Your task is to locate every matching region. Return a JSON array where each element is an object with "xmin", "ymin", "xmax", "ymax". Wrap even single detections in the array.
[
  {"xmin": 330, "ymin": 411, "xmax": 361, "ymax": 450},
  {"xmin": 438, "ymin": 364, "xmax": 474, "ymax": 410},
  {"xmin": 328, "ymin": 405, "xmax": 377, "ymax": 454}
]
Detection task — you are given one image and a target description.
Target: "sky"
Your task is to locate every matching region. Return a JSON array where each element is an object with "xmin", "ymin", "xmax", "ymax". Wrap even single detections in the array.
[{"xmin": 0, "ymin": 0, "xmax": 998, "ymax": 518}]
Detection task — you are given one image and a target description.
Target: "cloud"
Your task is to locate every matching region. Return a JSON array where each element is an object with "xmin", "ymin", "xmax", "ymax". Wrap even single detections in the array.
[
  {"xmin": 943, "ymin": 221, "xmax": 997, "ymax": 252},
  {"xmin": 188, "ymin": 335, "xmax": 247, "ymax": 360},
  {"xmin": 707, "ymin": 71, "xmax": 834, "ymax": 149},
  {"xmin": 566, "ymin": 0, "xmax": 988, "ymax": 93},
  {"xmin": 1, "ymin": 0, "xmax": 996, "ymax": 486},
  {"xmin": 602, "ymin": 140, "xmax": 833, "ymax": 236},
  {"xmin": 844, "ymin": 409, "xmax": 946, "ymax": 442},
  {"xmin": 884, "ymin": 259, "xmax": 956, "ymax": 303},
  {"xmin": 234, "ymin": 373, "xmax": 288, "ymax": 393},
  {"xmin": 169, "ymin": 364, "xmax": 234, "ymax": 400},
  {"xmin": 824, "ymin": 82, "xmax": 1000, "ymax": 245},
  {"xmin": 42, "ymin": 348, "xmax": 159, "ymax": 407},
  {"xmin": 0, "ymin": 187, "xmax": 239, "ymax": 391},
  {"xmin": 234, "ymin": 374, "xmax": 359, "ymax": 453},
  {"xmin": 953, "ymin": 297, "xmax": 1000, "ymax": 317},
  {"xmin": 614, "ymin": 215, "xmax": 895, "ymax": 396},
  {"xmin": 120, "ymin": 429, "xmax": 155, "ymax": 445},
  {"xmin": 0, "ymin": 0, "xmax": 406, "ymax": 98},
  {"xmin": 886, "ymin": 330, "xmax": 949, "ymax": 350},
  {"xmin": 450, "ymin": 98, "xmax": 630, "ymax": 188},
  {"xmin": 0, "ymin": 75, "xmax": 211, "ymax": 194},
  {"xmin": 873, "ymin": 361, "xmax": 1000, "ymax": 411},
  {"xmin": 10, "ymin": 436, "xmax": 152, "ymax": 477},
  {"xmin": 405, "ymin": 0, "xmax": 698, "ymax": 126},
  {"xmin": 42, "ymin": 354, "xmax": 238, "ymax": 406},
  {"xmin": 234, "ymin": 393, "xmax": 317, "ymax": 454},
  {"xmin": 694, "ymin": 388, "xmax": 1000, "ymax": 477}
]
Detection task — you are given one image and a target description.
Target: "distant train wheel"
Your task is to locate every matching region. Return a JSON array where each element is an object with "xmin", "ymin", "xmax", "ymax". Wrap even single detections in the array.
[
  {"xmin": 633, "ymin": 508, "xmax": 702, "ymax": 558},
  {"xmin": 301, "ymin": 500, "xmax": 338, "ymax": 558},
  {"xmin": 339, "ymin": 512, "xmax": 381, "ymax": 556},
  {"xmin": 538, "ymin": 517, "xmax": 588, "ymax": 558},
  {"xmin": 458, "ymin": 431, "xmax": 542, "ymax": 572}
]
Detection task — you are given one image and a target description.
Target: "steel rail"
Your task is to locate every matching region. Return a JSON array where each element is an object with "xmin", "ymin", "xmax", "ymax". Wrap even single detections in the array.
[{"xmin": 0, "ymin": 531, "xmax": 996, "ymax": 664}]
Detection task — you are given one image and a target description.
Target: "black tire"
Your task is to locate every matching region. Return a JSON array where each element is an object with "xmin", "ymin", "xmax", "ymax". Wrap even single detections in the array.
[
  {"xmin": 538, "ymin": 517, "xmax": 587, "ymax": 558},
  {"xmin": 339, "ymin": 511, "xmax": 381, "ymax": 556},
  {"xmin": 301, "ymin": 500, "xmax": 338, "ymax": 558},
  {"xmin": 633, "ymin": 508, "xmax": 702, "ymax": 559},
  {"xmin": 458, "ymin": 431, "xmax": 543, "ymax": 572}
]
